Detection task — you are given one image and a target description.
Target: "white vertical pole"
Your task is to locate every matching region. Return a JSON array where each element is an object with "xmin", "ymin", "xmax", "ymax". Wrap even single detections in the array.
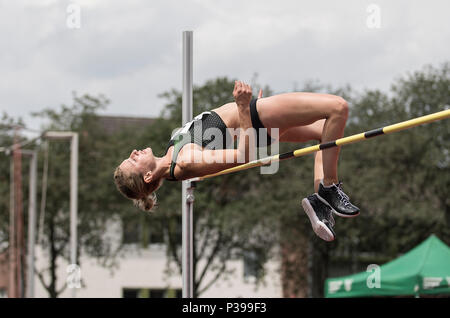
[
  {"xmin": 182, "ymin": 30, "xmax": 194, "ymax": 298},
  {"xmin": 26, "ymin": 151, "xmax": 37, "ymax": 298},
  {"xmin": 43, "ymin": 131, "xmax": 79, "ymax": 297},
  {"xmin": 70, "ymin": 133, "xmax": 78, "ymax": 298},
  {"xmin": 9, "ymin": 154, "xmax": 16, "ymax": 298}
]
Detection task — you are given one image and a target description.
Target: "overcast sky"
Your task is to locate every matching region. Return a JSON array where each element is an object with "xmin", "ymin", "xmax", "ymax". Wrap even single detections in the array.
[{"xmin": 1, "ymin": 0, "xmax": 449, "ymax": 132}]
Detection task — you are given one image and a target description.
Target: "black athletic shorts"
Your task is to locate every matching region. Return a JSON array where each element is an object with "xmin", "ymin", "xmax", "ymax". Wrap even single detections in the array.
[{"xmin": 250, "ymin": 98, "xmax": 276, "ymax": 147}]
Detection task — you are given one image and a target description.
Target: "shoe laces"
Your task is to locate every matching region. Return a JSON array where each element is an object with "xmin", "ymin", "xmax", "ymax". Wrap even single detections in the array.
[{"xmin": 335, "ymin": 181, "xmax": 351, "ymax": 207}]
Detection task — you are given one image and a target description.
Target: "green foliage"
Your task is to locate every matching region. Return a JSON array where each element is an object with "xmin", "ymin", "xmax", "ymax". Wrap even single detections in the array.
[
  {"xmin": 0, "ymin": 113, "xmax": 27, "ymax": 251},
  {"xmin": 334, "ymin": 62, "xmax": 450, "ymax": 263}
]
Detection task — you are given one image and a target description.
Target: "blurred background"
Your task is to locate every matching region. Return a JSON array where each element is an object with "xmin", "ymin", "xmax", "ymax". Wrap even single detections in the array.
[{"xmin": 0, "ymin": 0, "xmax": 449, "ymax": 298}]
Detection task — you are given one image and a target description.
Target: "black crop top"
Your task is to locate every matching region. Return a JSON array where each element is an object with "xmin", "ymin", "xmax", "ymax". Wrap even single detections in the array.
[{"xmin": 164, "ymin": 110, "xmax": 234, "ymax": 181}]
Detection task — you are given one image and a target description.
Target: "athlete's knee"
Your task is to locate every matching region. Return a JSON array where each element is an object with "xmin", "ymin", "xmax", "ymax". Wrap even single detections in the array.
[{"xmin": 331, "ymin": 96, "xmax": 349, "ymax": 119}]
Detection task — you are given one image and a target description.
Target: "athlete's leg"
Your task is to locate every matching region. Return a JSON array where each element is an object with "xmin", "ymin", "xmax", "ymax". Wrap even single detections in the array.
[
  {"xmin": 279, "ymin": 120, "xmax": 336, "ymax": 241},
  {"xmin": 313, "ymin": 151, "xmax": 324, "ymax": 193},
  {"xmin": 278, "ymin": 119, "xmax": 325, "ymax": 193},
  {"xmin": 257, "ymin": 93, "xmax": 348, "ymax": 186}
]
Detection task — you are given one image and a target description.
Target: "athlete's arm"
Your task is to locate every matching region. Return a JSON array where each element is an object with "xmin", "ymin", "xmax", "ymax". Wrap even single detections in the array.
[
  {"xmin": 234, "ymin": 81, "xmax": 253, "ymax": 162},
  {"xmin": 176, "ymin": 81, "xmax": 255, "ymax": 179}
]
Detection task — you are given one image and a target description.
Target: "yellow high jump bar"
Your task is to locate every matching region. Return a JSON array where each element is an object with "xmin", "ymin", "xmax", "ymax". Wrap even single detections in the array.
[{"xmin": 189, "ymin": 109, "xmax": 450, "ymax": 182}]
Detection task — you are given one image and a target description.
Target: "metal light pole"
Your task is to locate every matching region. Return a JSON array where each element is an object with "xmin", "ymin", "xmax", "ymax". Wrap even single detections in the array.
[
  {"xmin": 2, "ymin": 143, "xmax": 37, "ymax": 298},
  {"xmin": 44, "ymin": 131, "xmax": 78, "ymax": 298},
  {"xmin": 9, "ymin": 150, "xmax": 16, "ymax": 298},
  {"xmin": 20, "ymin": 150, "xmax": 37, "ymax": 298},
  {"xmin": 182, "ymin": 30, "xmax": 194, "ymax": 298}
]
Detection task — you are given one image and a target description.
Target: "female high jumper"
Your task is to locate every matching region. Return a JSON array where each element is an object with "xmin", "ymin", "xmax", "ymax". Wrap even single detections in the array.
[{"xmin": 114, "ymin": 81, "xmax": 360, "ymax": 242}]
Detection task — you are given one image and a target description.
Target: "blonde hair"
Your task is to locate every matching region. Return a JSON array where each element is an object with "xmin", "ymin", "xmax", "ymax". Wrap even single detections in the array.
[{"xmin": 114, "ymin": 166, "xmax": 164, "ymax": 213}]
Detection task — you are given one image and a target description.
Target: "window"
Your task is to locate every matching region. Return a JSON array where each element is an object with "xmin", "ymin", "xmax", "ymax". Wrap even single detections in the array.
[
  {"xmin": 122, "ymin": 219, "xmax": 139, "ymax": 244},
  {"xmin": 122, "ymin": 288, "xmax": 181, "ymax": 298},
  {"xmin": 122, "ymin": 288, "xmax": 139, "ymax": 298},
  {"xmin": 149, "ymin": 219, "xmax": 164, "ymax": 244},
  {"xmin": 166, "ymin": 217, "xmax": 182, "ymax": 247},
  {"xmin": 243, "ymin": 250, "xmax": 264, "ymax": 280},
  {"xmin": 122, "ymin": 215, "xmax": 165, "ymax": 246}
]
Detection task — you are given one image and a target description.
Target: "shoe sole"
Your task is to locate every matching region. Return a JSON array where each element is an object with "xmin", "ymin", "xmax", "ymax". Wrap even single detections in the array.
[
  {"xmin": 301, "ymin": 198, "xmax": 335, "ymax": 242},
  {"xmin": 316, "ymin": 193, "xmax": 360, "ymax": 218}
]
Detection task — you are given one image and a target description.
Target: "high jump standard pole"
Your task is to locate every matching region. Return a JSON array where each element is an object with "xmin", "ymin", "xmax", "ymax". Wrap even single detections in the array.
[
  {"xmin": 20, "ymin": 150, "xmax": 37, "ymax": 298},
  {"xmin": 182, "ymin": 30, "xmax": 194, "ymax": 298}
]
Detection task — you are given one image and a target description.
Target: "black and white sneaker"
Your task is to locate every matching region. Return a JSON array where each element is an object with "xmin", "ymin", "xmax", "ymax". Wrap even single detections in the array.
[
  {"xmin": 302, "ymin": 193, "xmax": 336, "ymax": 242},
  {"xmin": 317, "ymin": 180, "xmax": 360, "ymax": 218}
]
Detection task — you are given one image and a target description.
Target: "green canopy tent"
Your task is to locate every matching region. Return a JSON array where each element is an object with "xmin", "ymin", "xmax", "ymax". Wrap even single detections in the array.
[{"xmin": 325, "ymin": 235, "xmax": 450, "ymax": 297}]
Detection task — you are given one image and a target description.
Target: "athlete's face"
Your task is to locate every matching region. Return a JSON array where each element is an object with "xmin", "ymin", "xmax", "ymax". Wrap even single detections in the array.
[{"xmin": 120, "ymin": 147, "xmax": 156, "ymax": 176}]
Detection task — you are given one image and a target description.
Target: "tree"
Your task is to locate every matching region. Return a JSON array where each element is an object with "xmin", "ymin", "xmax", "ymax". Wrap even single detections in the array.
[
  {"xmin": 30, "ymin": 93, "xmax": 136, "ymax": 297},
  {"xmin": 266, "ymin": 62, "xmax": 449, "ymax": 297},
  {"xmin": 331, "ymin": 62, "xmax": 450, "ymax": 281},
  {"xmin": 0, "ymin": 114, "xmax": 29, "ymax": 297},
  {"xmin": 0, "ymin": 114, "xmax": 23, "ymax": 251}
]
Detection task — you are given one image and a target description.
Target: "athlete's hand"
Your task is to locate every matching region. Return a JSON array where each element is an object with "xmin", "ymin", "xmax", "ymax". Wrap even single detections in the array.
[
  {"xmin": 258, "ymin": 89, "xmax": 263, "ymax": 99},
  {"xmin": 233, "ymin": 81, "xmax": 252, "ymax": 108}
]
